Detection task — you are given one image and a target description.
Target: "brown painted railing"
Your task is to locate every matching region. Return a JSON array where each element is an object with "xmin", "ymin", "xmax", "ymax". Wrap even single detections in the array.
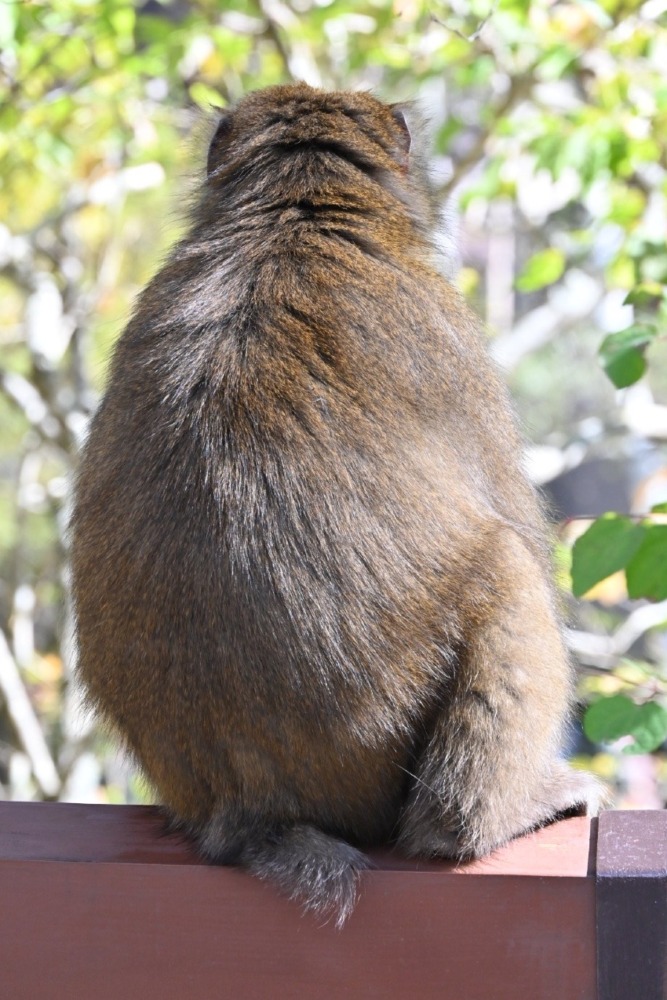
[{"xmin": 0, "ymin": 802, "xmax": 665, "ymax": 999}]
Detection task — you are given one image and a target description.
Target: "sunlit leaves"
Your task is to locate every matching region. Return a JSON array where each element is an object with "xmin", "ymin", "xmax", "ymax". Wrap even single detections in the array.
[
  {"xmin": 623, "ymin": 283, "xmax": 665, "ymax": 310},
  {"xmin": 189, "ymin": 82, "xmax": 227, "ymax": 110},
  {"xmin": 571, "ymin": 514, "xmax": 645, "ymax": 597},
  {"xmin": 626, "ymin": 527, "xmax": 667, "ymax": 602},
  {"xmin": 0, "ymin": 1, "xmax": 18, "ymax": 50},
  {"xmin": 607, "ymin": 186, "xmax": 645, "ymax": 226},
  {"xmin": 584, "ymin": 694, "xmax": 642, "ymax": 743},
  {"xmin": 599, "ymin": 325, "xmax": 657, "ymax": 388},
  {"xmin": 516, "ymin": 248, "xmax": 565, "ymax": 292},
  {"xmin": 572, "ymin": 513, "xmax": 667, "ymax": 603},
  {"xmin": 584, "ymin": 695, "xmax": 667, "ymax": 754},
  {"xmin": 536, "ymin": 43, "xmax": 578, "ymax": 80}
]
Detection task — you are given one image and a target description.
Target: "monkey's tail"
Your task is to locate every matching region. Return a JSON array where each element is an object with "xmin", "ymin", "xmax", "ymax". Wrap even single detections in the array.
[
  {"xmin": 200, "ymin": 820, "xmax": 371, "ymax": 927},
  {"xmin": 246, "ymin": 825, "xmax": 372, "ymax": 927}
]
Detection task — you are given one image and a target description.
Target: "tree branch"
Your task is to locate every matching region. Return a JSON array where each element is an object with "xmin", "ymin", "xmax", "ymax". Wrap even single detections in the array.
[
  {"xmin": 438, "ymin": 74, "xmax": 535, "ymax": 199},
  {"xmin": 0, "ymin": 628, "xmax": 60, "ymax": 798},
  {"xmin": 567, "ymin": 599, "xmax": 667, "ymax": 670}
]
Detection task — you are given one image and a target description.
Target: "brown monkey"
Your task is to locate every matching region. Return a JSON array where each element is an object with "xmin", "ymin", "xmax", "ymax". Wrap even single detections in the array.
[{"xmin": 70, "ymin": 84, "xmax": 601, "ymax": 925}]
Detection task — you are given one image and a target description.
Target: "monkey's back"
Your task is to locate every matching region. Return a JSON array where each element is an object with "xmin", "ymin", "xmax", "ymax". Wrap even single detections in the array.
[{"xmin": 72, "ymin": 145, "xmax": 538, "ymax": 848}]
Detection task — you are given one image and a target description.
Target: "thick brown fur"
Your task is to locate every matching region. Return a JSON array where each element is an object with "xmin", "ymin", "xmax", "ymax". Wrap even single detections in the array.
[{"xmin": 70, "ymin": 84, "xmax": 601, "ymax": 926}]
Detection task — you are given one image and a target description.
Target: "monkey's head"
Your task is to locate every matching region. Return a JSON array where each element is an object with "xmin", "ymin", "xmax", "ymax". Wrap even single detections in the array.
[
  {"xmin": 198, "ymin": 84, "xmax": 442, "ymax": 245},
  {"xmin": 205, "ymin": 83, "xmax": 413, "ymax": 181},
  {"xmin": 195, "ymin": 83, "xmax": 449, "ymax": 271}
]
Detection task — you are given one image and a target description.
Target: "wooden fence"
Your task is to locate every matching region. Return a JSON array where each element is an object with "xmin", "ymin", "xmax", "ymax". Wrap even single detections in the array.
[{"xmin": 1, "ymin": 802, "xmax": 665, "ymax": 999}]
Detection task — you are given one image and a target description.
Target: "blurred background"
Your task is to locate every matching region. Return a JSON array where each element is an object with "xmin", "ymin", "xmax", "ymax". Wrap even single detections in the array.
[{"xmin": 1, "ymin": 0, "xmax": 667, "ymax": 810}]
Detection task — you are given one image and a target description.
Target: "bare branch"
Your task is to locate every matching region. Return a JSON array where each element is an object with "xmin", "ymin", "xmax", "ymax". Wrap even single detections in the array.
[
  {"xmin": 0, "ymin": 368, "xmax": 66, "ymax": 443},
  {"xmin": 438, "ymin": 74, "xmax": 534, "ymax": 199},
  {"xmin": 430, "ymin": 1, "xmax": 499, "ymax": 43},
  {"xmin": 0, "ymin": 628, "xmax": 60, "ymax": 798},
  {"xmin": 251, "ymin": 0, "xmax": 322, "ymax": 85},
  {"xmin": 251, "ymin": 0, "xmax": 294, "ymax": 79},
  {"xmin": 567, "ymin": 599, "xmax": 667, "ymax": 670}
]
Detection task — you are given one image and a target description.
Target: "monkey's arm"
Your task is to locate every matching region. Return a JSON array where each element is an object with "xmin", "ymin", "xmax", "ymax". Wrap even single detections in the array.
[{"xmin": 397, "ymin": 527, "xmax": 603, "ymax": 859}]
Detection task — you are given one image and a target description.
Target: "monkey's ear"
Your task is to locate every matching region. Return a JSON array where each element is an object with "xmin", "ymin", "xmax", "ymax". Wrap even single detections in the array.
[
  {"xmin": 207, "ymin": 110, "xmax": 233, "ymax": 178},
  {"xmin": 390, "ymin": 106, "xmax": 411, "ymax": 170}
]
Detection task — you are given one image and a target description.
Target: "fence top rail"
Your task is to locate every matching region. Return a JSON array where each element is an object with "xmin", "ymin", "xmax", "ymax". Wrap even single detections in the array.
[{"xmin": 0, "ymin": 800, "xmax": 593, "ymax": 876}]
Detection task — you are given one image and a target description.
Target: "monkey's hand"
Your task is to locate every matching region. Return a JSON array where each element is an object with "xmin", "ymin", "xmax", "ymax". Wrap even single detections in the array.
[{"xmin": 398, "ymin": 763, "xmax": 607, "ymax": 861}]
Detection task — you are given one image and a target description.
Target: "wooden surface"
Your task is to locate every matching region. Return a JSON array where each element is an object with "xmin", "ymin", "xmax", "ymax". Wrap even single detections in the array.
[
  {"xmin": 596, "ymin": 810, "xmax": 667, "ymax": 1000},
  {"xmin": 0, "ymin": 802, "xmax": 596, "ymax": 1000},
  {"xmin": 0, "ymin": 800, "xmax": 594, "ymax": 874}
]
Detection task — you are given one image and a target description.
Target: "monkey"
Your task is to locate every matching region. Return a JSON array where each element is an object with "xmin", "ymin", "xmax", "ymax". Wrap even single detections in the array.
[{"xmin": 70, "ymin": 83, "xmax": 602, "ymax": 927}]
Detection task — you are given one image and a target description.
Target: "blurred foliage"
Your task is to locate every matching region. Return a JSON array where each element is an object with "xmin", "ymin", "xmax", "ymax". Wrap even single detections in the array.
[
  {"xmin": 584, "ymin": 692, "xmax": 667, "ymax": 754},
  {"xmin": 1, "ymin": 0, "xmax": 667, "ymax": 807}
]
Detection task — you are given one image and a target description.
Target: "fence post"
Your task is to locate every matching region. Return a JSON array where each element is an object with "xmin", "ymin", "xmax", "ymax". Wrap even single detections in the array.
[{"xmin": 596, "ymin": 810, "xmax": 667, "ymax": 1000}]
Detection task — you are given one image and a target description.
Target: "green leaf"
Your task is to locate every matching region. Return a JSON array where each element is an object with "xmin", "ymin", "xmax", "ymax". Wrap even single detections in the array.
[
  {"xmin": 608, "ymin": 186, "xmax": 645, "ymax": 226},
  {"xmin": 623, "ymin": 703, "xmax": 667, "ymax": 754},
  {"xmin": 584, "ymin": 694, "xmax": 641, "ymax": 743},
  {"xmin": 651, "ymin": 503, "xmax": 667, "ymax": 514},
  {"xmin": 643, "ymin": 254, "xmax": 667, "ymax": 284},
  {"xmin": 537, "ymin": 44, "xmax": 577, "ymax": 80},
  {"xmin": 0, "ymin": 0, "xmax": 17, "ymax": 50},
  {"xmin": 584, "ymin": 695, "xmax": 667, "ymax": 753},
  {"xmin": 599, "ymin": 325, "xmax": 657, "ymax": 388},
  {"xmin": 623, "ymin": 283, "xmax": 665, "ymax": 308},
  {"xmin": 571, "ymin": 514, "xmax": 645, "ymax": 597},
  {"xmin": 516, "ymin": 248, "xmax": 565, "ymax": 293},
  {"xmin": 188, "ymin": 82, "xmax": 226, "ymax": 110},
  {"xmin": 600, "ymin": 325, "xmax": 657, "ymax": 352},
  {"xmin": 603, "ymin": 349, "xmax": 646, "ymax": 388},
  {"xmin": 626, "ymin": 525, "xmax": 667, "ymax": 601},
  {"xmin": 499, "ymin": 0, "xmax": 531, "ymax": 13},
  {"xmin": 435, "ymin": 117, "xmax": 463, "ymax": 153}
]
